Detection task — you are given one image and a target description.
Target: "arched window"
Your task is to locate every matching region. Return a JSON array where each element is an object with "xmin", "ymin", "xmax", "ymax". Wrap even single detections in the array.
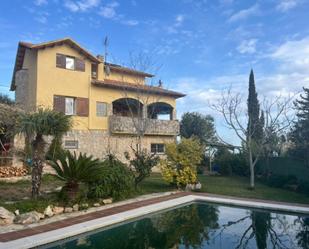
[
  {"xmin": 147, "ymin": 102, "xmax": 173, "ymax": 120},
  {"xmin": 112, "ymin": 98, "xmax": 143, "ymax": 118}
]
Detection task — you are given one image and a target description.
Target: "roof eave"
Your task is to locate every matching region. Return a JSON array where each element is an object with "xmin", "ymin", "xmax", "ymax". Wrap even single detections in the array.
[{"xmin": 91, "ymin": 80, "xmax": 186, "ymax": 99}]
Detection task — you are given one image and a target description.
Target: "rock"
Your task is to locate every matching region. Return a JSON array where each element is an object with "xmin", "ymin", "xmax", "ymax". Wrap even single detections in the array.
[
  {"xmin": 185, "ymin": 184, "xmax": 193, "ymax": 191},
  {"xmin": 14, "ymin": 211, "xmax": 41, "ymax": 224},
  {"xmin": 195, "ymin": 182, "xmax": 202, "ymax": 190},
  {"xmin": 102, "ymin": 198, "xmax": 113, "ymax": 205},
  {"xmin": 185, "ymin": 182, "xmax": 202, "ymax": 191},
  {"xmin": 44, "ymin": 205, "xmax": 54, "ymax": 217},
  {"xmin": 14, "ymin": 210, "xmax": 20, "ymax": 216},
  {"xmin": 52, "ymin": 206, "xmax": 64, "ymax": 215},
  {"xmin": 37, "ymin": 212, "xmax": 45, "ymax": 219},
  {"xmin": 93, "ymin": 203, "xmax": 100, "ymax": 207},
  {"xmin": 54, "ymin": 186, "xmax": 62, "ymax": 191},
  {"xmin": 81, "ymin": 203, "xmax": 89, "ymax": 209},
  {"xmin": 64, "ymin": 207, "xmax": 73, "ymax": 213},
  {"xmin": 0, "ymin": 207, "xmax": 15, "ymax": 225},
  {"xmin": 72, "ymin": 204, "xmax": 79, "ymax": 212},
  {"xmin": 4, "ymin": 201, "xmax": 16, "ymax": 205}
]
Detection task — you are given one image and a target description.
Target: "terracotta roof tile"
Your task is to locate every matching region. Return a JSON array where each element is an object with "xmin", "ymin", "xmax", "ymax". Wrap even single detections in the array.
[{"xmin": 92, "ymin": 79, "xmax": 186, "ymax": 99}]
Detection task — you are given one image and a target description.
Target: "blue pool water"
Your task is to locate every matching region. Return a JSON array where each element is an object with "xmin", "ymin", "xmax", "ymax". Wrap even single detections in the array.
[{"xmin": 42, "ymin": 202, "xmax": 309, "ymax": 249}]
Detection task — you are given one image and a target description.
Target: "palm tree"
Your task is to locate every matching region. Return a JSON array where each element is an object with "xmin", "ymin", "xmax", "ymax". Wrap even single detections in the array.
[
  {"xmin": 16, "ymin": 108, "xmax": 72, "ymax": 198},
  {"xmin": 48, "ymin": 151, "xmax": 104, "ymax": 200}
]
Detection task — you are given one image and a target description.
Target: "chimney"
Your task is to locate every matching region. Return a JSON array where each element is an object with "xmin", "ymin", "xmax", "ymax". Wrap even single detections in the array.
[{"xmin": 96, "ymin": 54, "xmax": 104, "ymax": 62}]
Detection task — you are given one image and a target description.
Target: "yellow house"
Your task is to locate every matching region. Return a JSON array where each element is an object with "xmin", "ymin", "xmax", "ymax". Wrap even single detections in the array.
[{"xmin": 11, "ymin": 38, "xmax": 185, "ymax": 160}]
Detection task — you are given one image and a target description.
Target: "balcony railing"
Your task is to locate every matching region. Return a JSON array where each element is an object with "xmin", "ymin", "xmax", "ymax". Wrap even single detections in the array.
[{"xmin": 109, "ymin": 115, "xmax": 180, "ymax": 136}]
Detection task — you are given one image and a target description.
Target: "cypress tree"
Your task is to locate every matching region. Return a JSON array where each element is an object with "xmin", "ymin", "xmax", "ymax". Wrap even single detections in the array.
[{"xmin": 247, "ymin": 69, "xmax": 263, "ymax": 142}]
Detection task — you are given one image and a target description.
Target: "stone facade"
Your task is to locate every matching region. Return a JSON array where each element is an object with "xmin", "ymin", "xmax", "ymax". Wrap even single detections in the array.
[
  {"xmin": 109, "ymin": 116, "xmax": 180, "ymax": 136},
  {"xmin": 15, "ymin": 69, "xmax": 28, "ymax": 108},
  {"xmin": 62, "ymin": 130, "xmax": 176, "ymax": 163}
]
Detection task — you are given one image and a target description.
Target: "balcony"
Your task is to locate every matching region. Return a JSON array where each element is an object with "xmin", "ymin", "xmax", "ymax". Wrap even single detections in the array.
[{"xmin": 109, "ymin": 115, "xmax": 180, "ymax": 136}]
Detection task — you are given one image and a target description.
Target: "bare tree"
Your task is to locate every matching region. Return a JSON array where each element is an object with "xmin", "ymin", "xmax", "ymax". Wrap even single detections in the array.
[
  {"xmin": 110, "ymin": 51, "xmax": 166, "ymax": 153},
  {"xmin": 213, "ymin": 211, "xmax": 295, "ymax": 249},
  {"xmin": 211, "ymin": 87, "xmax": 294, "ymax": 188}
]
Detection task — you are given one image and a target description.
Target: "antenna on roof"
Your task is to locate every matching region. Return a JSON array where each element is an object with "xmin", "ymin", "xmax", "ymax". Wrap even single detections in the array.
[{"xmin": 104, "ymin": 36, "xmax": 110, "ymax": 76}]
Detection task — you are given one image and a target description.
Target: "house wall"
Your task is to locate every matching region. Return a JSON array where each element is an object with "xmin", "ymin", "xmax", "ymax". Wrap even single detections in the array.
[
  {"xmin": 13, "ymin": 42, "xmax": 180, "ymax": 165},
  {"xmin": 15, "ymin": 49, "xmax": 37, "ymax": 112},
  {"xmin": 35, "ymin": 44, "xmax": 177, "ymax": 131}
]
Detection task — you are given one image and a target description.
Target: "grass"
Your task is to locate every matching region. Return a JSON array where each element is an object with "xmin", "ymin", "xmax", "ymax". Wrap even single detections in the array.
[
  {"xmin": 197, "ymin": 175, "xmax": 309, "ymax": 204},
  {"xmin": 1, "ymin": 173, "xmax": 309, "ymax": 213},
  {"xmin": 139, "ymin": 173, "xmax": 309, "ymax": 204}
]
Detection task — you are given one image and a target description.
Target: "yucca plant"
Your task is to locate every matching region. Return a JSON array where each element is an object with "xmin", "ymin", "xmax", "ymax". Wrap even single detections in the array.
[
  {"xmin": 16, "ymin": 108, "xmax": 72, "ymax": 198},
  {"xmin": 48, "ymin": 151, "xmax": 104, "ymax": 200}
]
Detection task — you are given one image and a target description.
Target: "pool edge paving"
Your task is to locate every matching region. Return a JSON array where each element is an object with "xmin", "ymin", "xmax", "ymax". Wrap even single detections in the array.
[{"xmin": 1, "ymin": 192, "xmax": 309, "ymax": 249}]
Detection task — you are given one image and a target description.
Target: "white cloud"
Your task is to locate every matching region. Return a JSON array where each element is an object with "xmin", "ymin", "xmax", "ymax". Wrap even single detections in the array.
[
  {"xmin": 99, "ymin": 2, "xmax": 119, "ymax": 19},
  {"xmin": 64, "ymin": 0, "xmax": 100, "ymax": 12},
  {"xmin": 166, "ymin": 14, "xmax": 185, "ymax": 34},
  {"xmin": 34, "ymin": 11, "xmax": 49, "ymax": 24},
  {"xmin": 237, "ymin": 39, "xmax": 258, "ymax": 54},
  {"xmin": 276, "ymin": 0, "xmax": 300, "ymax": 12},
  {"xmin": 99, "ymin": 7, "xmax": 116, "ymax": 18},
  {"xmin": 175, "ymin": 14, "xmax": 184, "ymax": 26},
  {"xmin": 35, "ymin": 15, "xmax": 48, "ymax": 24},
  {"xmin": 121, "ymin": 20, "xmax": 139, "ymax": 26},
  {"xmin": 172, "ymin": 70, "xmax": 307, "ymax": 145},
  {"xmin": 172, "ymin": 37, "xmax": 309, "ymax": 144},
  {"xmin": 34, "ymin": 0, "xmax": 48, "ymax": 6},
  {"xmin": 228, "ymin": 4, "xmax": 259, "ymax": 22},
  {"xmin": 270, "ymin": 36, "xmax": 309, "ymax": 73}
]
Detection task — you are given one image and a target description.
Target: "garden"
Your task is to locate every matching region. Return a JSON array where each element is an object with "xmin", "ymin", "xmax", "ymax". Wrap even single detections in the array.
[{"xmin": 0, "ymin": 83, "xmax": 309, "ymax": 227}]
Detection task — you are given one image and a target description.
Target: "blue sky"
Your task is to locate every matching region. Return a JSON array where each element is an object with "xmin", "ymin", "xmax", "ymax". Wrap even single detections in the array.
[{"xmin": 1, "ymin": 0, "xmax": 309, "ymax": 143}]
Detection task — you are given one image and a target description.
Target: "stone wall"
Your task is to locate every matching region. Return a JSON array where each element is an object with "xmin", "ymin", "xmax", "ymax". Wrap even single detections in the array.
[
  {"xmin": 109, "ymin": 116, "xmax": 180, "ymax": 136},
  {"xmin": 13, "ymin": 130, "xmax": 175, "ymax": 172},
  {"xmin": 15, "ymin": 69, "xmax": 28, "ymax": 108},
  {"xmin": 63, "ymin": 130, "xmax": 175, "ymax": 162}
]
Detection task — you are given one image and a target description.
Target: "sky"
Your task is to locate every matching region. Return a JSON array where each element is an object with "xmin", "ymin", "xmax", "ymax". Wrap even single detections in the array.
[{"xmin": 1, "ymin": 0, "xmax": 309, "ymax": 144}]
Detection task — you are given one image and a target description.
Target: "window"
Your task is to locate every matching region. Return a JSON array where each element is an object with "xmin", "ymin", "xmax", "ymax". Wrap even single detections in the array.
[
  {"xmin": 96, "ymin": 102, "xmax": 107, "ymax": 117},
  {"xmin": 56, "ymin": 54, "xmax": 85, "ymax": 72},
  {"xmin": 151, "ymin": 143, "xmax": 165, "ymax": 154},
  {"xmin": 64, "ymin": 140, "xmax": 78, "ymax": 149},
  {"xmin": 66, "ymin": 57, "xmax": 75, "ymax": 70},
  {"xmin": 91, "ymin": 64, "xmax": 98, "ymax": 79},
  {"xmin": 65, "ymin": 97, "xmax": 75, "ymax": 115}
]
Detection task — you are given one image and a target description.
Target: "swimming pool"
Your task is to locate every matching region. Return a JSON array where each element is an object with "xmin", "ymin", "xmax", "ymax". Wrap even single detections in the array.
[{"xmin": 41, "ymin": 202, "xmax": 309, "ymax": 249}]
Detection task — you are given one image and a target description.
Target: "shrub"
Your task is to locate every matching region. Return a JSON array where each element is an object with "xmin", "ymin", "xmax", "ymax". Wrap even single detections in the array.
[
  {"xmin": 230, "ymin": 154, "xmax": 248, "ymax": 176},
  {"xmin": 298, "ymin": 181, "xmax": 309, "ymax": 196},
  {"xmin": 88, "ymin": 154, "xmax": 134, "ymax": 200},
  {"xmin": 265, "ymin": 174, "xmax": 298, "ymax": 188},
  {"xmin": 213, "ymin": 148, "xmax": 233, "ymax": 175},
  {"xmin": 48, "ymin": 151, "xmax": 104, "ymax": 201},
  {"xmin": 214, "ymin": 148, "xmax": 248, "ymax": 176},
  {"xmin": 125, "ymin": 148, "xmax": 159, "ymax": 189},
  {"xmin": 161, "ymin": 138, "xmax": 203, "ymax": 188}
]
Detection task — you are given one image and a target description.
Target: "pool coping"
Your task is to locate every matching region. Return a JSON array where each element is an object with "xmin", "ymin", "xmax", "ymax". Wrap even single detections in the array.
[{"xmin": 1, "ymin": 192, "xmax": 309, "ymax": 249}]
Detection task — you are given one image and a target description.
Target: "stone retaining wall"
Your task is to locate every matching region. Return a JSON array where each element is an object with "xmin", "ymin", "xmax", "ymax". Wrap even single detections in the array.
[{"xmin": 13, "ymin": 130, "xmax": 176, "ymax": 172}]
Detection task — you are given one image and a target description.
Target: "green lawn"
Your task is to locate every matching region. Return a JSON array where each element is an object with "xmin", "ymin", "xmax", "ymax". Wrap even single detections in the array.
[
  {"xmin": 1, "ymin": 173, "xmax": 309, "ymax": 213},
  {"xmin": 197, "ymin": 175, "xmax": 309, "ymax": 204},
  {"xmin": 142, "ymin": 173, "xmax": 309, "ymax": 205}
]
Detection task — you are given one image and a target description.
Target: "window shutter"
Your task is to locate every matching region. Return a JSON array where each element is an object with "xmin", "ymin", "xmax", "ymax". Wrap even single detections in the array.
[
  {"xmin": 53, "ymin": 95, "xmax": 65, "ymax": 113},
  {"xmin": 75, "ymin": 58, "xmax": 85, "ymax": 72},
  {"xmin": 56, "ymin": 54, "xmax": 66, "ymax": 68},
  {"xmin": 76, "ymin": 97, "xmax": 89, "ymax": 117}
]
